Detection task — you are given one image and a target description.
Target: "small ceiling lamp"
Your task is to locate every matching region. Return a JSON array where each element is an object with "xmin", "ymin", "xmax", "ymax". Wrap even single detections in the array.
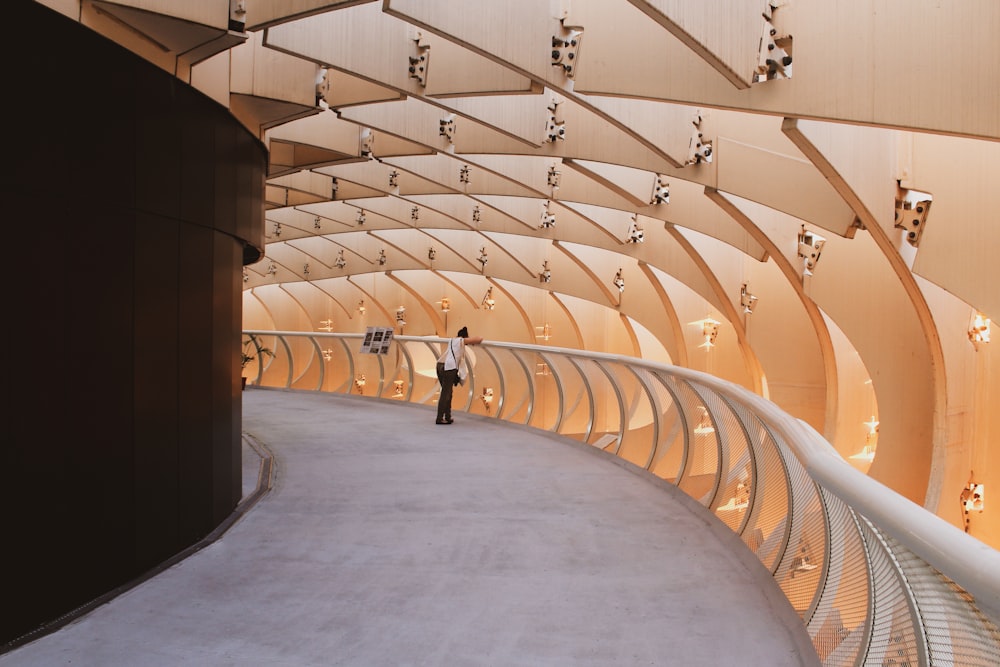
[
  {"xmin": 540, "ymin": 260, "xmax": 552, "ymax": 283},
  {"xmin": 354, "ymin": 374, "xmax": 366, "ymax": 394},
  {"xmin": 613, "ymin": 268, "xmax": 625, "ymax": 293},
  {"xmin": 650, "ymin": 175, "xmax": 670, "ymax": 204},
  {"xmin": 789, "ymin": 541, "xmax": 818, "ymax": 577},
  {"xmin": 547, "ymin": 165, "xmax": 561, "ymax": 189},
  {"xmin": 481, "ymin": 387, "xmax": 494, "ymax": 412},
  {"xmin": 740, "ymin": 283, "xmax": 758, "ymax": 314},
  {"xmin": 318, "ymin": 319, "xmax": 334, "ymax": 332},
  {"xmin": 626, "ymin": 216, "xmax": 644, "ymax": 244},
  {"xmin": 798, "ymin": 225, "xmax": 826, "ymax": 276},
  {"xmin": 395, "ymin": 306, "xmax": 406, "ymax": 327},
  {"xmin": 693, "ymin": 408, "xmax": 715, "ymax": 435},
  {"xmin": 482, "ymin": 286, "xmax": 496, "ymax": 310},
  {"xmin": 969, "ymin": 311, "xmax": 991, "ymax": 350},
  {"xmin": 393, "ymin": 380, "xmax": 405, "ymax": 398},
  {"xmin": 540, "ymin": 200, "xmax": 556, "ymax": 229},
  {"xmin": 322, "ymin": 348, "xmax": 333, "ymax": 362},
  {"xmin": 357, "ymin": 299, "xmax": 366, "ymax": 315},
  {"xmin": 960, "ymin": 472, "xmax": 985, "ymax": 534},
  {"xmin": 850, "ymin": 415, "xmax": 879, "ymax": 462},
  {"xmin": 439, "ymin": 297, "xmax": 451, "ymax": 313},
  {"xmin": 535, "ymin": 323, "xmax": 553, "ymax": 341},
  {"xmin": 690, "ymin": 318, "xmax": 720, "ymax": 348}
]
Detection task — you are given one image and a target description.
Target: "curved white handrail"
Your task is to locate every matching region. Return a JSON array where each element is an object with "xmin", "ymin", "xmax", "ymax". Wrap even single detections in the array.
[{"xmin": 244, "ymin": 331, "xmax": 1000, "ymax": 665}]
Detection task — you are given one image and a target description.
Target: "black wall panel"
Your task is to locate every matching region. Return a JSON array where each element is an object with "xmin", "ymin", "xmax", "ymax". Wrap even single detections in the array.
[
  {"xmin": 2, "ymin": 2, "xmax": 266, "ymax": 647},
  {"xmin": 134, "ymin": 212, "xmax": 182, "ymax": 567}
]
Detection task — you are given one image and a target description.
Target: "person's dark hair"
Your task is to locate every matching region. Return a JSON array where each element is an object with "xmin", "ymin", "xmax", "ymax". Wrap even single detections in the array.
[{"xmin": 457, "ymin": 326, "xmax": 469, "ymax": 338}]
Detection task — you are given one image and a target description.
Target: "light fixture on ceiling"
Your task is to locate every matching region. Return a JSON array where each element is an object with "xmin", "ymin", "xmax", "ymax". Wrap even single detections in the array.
[
  {"xmin": 439, "ymin": 115, "xmax": 456, "ymax": 143},
  {"xmin": 968, "ymin": 311, "xmax": 991, "ymax": 350},
  {"xmin": 535, "ymin": 323, "xmax": 553, "ymax": 341},
  {"xmin": 960, "ymin": 472, "xmax": 984, "ymax": 534},
  {"xmin": 393, "ymin": 380, "xmax": 405, "ymax": 398},
  {"xmin": 318, "ymin": 319, "xmax": 334, "ymax": 332},
  {"xmin": 650, "ymin": 175, "xmax": 670, "ymax": 204},
  {"xmin": 547, "ymin": 165, "xmax": 561, "ymax": 189},
  {"xmin": 354, "ymin": 374, "xmax": 366, "ymax": 395},
  {"xmin": 543, "ymin": 97, "xmax": 567, "ymax": 141},
  {"xmin": 685, "ymin": 109, "xmax": 714, "ymax": 165},
  {"xmin": 740, "ymin": 283, "xmax": 758, "ymax": 314},
  {"xmin": 481, "ymin": 387, "xmax": 494, "ymax": 412},
  {"xmin": 691, "ymin": 318, "xmax": 720, "ymax": 348},
  {"xmin": 789, "ymin": 540, "xmax": 817, "ymax": 578},
  {"xmin": 357, "ymin": 299, "xmax": 366, "ymax": 315},
  {"xmin": 322, "ymin": 348, "xmax": 333, "ymax": 362},
  {"xmin": 540, "ymin": 260, "xmax": 552, "ymax": 283},
  {"xmin": 395, "ymin": 306, "xmax": 406, "ymax": 327},
  {"xmin": 360, "ymin": 127, "xmax": 375, "ymax": 158},
  {"xmin": 335, "ymin": 249, "xmax": 346, "ymax": 269},
  {"xmin": 439, "ymin": 297, "xmax": 451, "ymax": 312},
  {"xmin": 693, "ymin": 408, "xmax": 715, "ymax": 435},
  {"xmin": 850, "ymin": 415, "xmax": 879, "ymax": 462},
  {"xmin": 539, "ymin": 200, "xmax": 556, "ymax": 228},
  {"xmin": 798, "ymin": 225, "xmax": 826, "ymax": 276},
  {"xmin": 894, "ymin": 188, "xmax": 932, "ymax": 247},
  {"xmin": 626, "ymin": 216, "xmax": 644, "ymax": 243},
  {"xmin": 613, "ymin": 268, "xmax": 625, "ymax": 293},
  {"xmin": 718, "ymin": 477, "xmax": 750, "ymax": 512},
  {"xmin": 482, "ymin": 286, "xmax": 496, "ymax": 310}
]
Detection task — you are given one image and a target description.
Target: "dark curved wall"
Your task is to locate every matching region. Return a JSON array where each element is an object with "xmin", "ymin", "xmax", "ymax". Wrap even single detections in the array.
[{"xmin": 2, "ymin": 2, "xmax": 266, "ymax": 645}]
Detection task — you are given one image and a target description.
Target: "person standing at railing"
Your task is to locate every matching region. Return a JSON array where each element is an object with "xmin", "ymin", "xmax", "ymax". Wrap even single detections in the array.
[{"xmin": 435, "ymin": 326, "xmax": 483, "ymax": 424}]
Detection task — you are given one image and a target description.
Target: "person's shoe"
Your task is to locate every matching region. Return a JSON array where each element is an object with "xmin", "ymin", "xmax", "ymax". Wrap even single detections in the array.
[{"xmin": 435, "ymin": 418, "xmax": 454, "ymax": 425}]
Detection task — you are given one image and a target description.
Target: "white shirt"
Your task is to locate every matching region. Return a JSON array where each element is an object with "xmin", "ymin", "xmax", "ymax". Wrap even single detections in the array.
[{"xmin": 437, "ymin": 337, "xmax": 465, "ymax": 370}]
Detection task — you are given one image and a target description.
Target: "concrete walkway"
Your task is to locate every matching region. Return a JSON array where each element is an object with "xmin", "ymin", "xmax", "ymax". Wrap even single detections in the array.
[{"xmin": 1, "ymin": 389, "xmax": 818, "ymax": 666}]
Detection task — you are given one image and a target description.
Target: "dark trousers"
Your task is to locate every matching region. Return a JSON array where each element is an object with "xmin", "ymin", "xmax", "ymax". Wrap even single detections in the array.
[{"xmin": 436, "ymin": 362, "xmax": 458, "ymax": 420}]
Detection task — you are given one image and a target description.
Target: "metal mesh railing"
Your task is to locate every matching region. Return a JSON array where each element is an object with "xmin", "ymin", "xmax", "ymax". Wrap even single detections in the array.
[{"xmin": 243, "ymin": 331, "xmax": 1000, "ymax": 665}]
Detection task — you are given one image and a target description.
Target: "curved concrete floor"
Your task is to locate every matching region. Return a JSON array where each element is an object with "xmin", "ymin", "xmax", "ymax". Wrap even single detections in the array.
[{"xmin": 1, "ymin": 389, "xmax": 819, "ymax": 666}]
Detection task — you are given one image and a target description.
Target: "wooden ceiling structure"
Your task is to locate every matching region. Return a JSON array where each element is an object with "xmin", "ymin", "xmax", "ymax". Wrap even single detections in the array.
[{"xmin": 45, "ymin": 0, "xmax": 1000, "ymax": 547}]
